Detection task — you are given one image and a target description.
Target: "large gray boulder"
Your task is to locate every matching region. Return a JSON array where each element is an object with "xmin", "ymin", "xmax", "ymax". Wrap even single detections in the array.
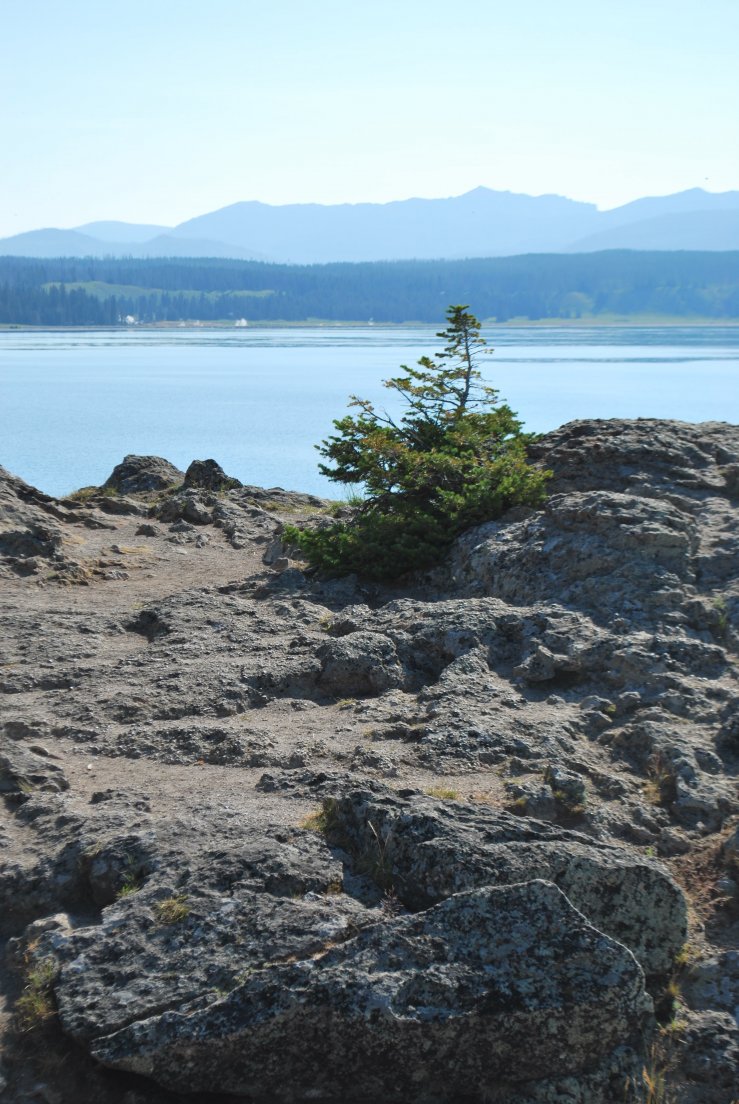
[
  {"xmin": 103, "ymin": 454, "xmax": 183, "ymax": 494},
  {"xmin": 317, "ymin": 630, "xmax": 408, "ymax": 696},
  {"xmin": 183, "ymin": 457, "xmax": 241, "ymax": 491},
  {"xmin": 90, "ymin": 880, "xmax": 650, "ymax": 1102}
]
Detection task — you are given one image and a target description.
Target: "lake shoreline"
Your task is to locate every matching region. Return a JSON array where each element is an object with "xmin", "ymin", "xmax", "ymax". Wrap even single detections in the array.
[{"xmin": 3, "ymin": 316, "xmax": 739, "ymax": 333}]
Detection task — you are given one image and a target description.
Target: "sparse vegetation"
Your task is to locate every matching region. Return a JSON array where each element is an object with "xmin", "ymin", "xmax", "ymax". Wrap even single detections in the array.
[
  {"xmin": 640, "ymin": 1060, "xmax": 669, "ymax": 1104},
  {"xmin": 358, "ymin": 819, "xmax": 395, "ymax": 891},
  {"xmin": 299, "ymin": 798, "xmax": 340, "ymax": 836},
  {"xmin": 468, "ymin": 790, "xmax": 498, "ymax": 806},
  {"xmin": 644, "ymin": 752, "xmax": 678, "ymax": 808},
  {"xmin": 15, "ymin": 958, "xmax": 57, "ymax": 1032},
  {"xmin": 426, "ymin": 785, "xmax": 460, "ymax": 801},
  {"xmin": 154, "ymin": 895, "xmax": 191, "ymax": 925},
  {"xmin": 623, "ymin": 1040, "xmax": 676, "ymax": 1103},
  {"xmin": 673, "ymin": 941, "xmax": 701, "ymax": 969},
  {"xmin": 68, "ymin": 484, "xmax": 118, "ymax": 502},
  {"xmin": 116, "ymin": 880, "xmax": 140, "ymax": 899},
  {"xmin": 116, "ymin": 856, "xmax": 145, "ymax": 898}
]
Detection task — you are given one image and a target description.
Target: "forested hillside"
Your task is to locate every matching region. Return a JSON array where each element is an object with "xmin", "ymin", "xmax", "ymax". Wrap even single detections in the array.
[{"xmin": 1, "ymin": 251, "xmax": 739, "ymax": 325}]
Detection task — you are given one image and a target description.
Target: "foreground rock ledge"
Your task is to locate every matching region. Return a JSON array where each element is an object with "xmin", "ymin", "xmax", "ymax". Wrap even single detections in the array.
[
  {"xmin": 2, "ymin": 419, "xmax": 738, "ymax": 1104},
  {"xmin": 91, "ymin": 880, "xmax": 650, "ymax": 1102}
]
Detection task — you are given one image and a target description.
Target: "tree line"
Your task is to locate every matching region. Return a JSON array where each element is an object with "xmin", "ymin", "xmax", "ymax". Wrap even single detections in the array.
[{"xmin": 1, "ymin": 252, "xmax": 739, "ymax": 325}]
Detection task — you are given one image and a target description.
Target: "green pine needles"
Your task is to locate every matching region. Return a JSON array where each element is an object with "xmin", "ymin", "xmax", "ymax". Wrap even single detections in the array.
[{"xmin": 285, "ymin": 305, "xmax": 549, "ymax": 581}]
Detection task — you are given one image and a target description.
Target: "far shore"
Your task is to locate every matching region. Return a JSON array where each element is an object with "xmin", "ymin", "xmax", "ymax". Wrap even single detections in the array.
[{"xmin": 2, "ymin": 315, "xmax": 739, "ymax": 333}]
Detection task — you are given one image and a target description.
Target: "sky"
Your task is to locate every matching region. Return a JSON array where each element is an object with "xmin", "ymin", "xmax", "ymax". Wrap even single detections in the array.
[{"xmin": 1, "ymin": 0, "xmax": 738, "ymax": 237}]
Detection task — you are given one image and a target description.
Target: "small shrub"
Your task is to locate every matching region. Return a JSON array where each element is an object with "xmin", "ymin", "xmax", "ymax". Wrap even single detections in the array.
[
  {"xmin": 381, "ymin": 889, "xmax": 404, "ymax": 916},
  {"xmin": 712, "ymin": 596, "xmax": 729, "ymax": 638},
  {"xmin": 285, "ymin": 305, "xmax": 549, "ymax": 581},
  {"xmin": 552, "ymin": 789, "xmax": 587, "ymax": 817},
  {"xmin": 507, "ymin": 795, "xmax": 530, "ymax": 815}
]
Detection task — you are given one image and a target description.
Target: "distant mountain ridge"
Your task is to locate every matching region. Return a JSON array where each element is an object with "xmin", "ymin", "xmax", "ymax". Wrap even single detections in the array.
[{"xmin": 2, "ymin": 186, "xmax": 739, "ymax": 262}]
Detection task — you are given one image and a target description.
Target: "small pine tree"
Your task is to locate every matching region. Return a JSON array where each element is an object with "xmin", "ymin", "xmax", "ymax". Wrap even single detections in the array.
[{"xmin": 286, "ymin": 306, "xmax": 549, "ymax": 580}]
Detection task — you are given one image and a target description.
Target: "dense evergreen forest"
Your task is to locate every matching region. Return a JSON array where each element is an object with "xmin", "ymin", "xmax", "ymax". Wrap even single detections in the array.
[{"xmin": 1, "ymin": 252, "xmax": 739, "ymax": 325}]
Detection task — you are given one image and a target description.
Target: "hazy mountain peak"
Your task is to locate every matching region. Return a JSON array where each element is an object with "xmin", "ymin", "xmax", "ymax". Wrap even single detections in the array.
[
  {"xmin": 2, "ymin": 187, "xmax": 739, "ymax": 262},
  {"xmin": 75, "ymin": 220, "xmax": 173, "ymax": 243}
]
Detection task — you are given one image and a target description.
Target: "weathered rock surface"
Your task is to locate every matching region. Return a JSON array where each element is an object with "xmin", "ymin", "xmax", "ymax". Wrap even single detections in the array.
[
  {"xmin": 0, "ymin": 734, "xmax": 68, "ymax": 797},
  {"xmin": 1, "ymin": 420, "xmax": 738, "ymax": 1104},
  {"xmin": 183, "ymin": 457, "xmax": 241, "ymax": 491},
  {"xmin": 103, "ymin": 454, "xmax": 184, "ymax": 494},
  {"xmin": 331, "ymin": 788, "xmax": 687, "ymax": 977},
  {"xmin": 0, "ymin": 466, "xmax": 73, "ymax": 578},
  {"xmin": 91, "ymin": 881, "xmax": 650, "ymax": 1102}
]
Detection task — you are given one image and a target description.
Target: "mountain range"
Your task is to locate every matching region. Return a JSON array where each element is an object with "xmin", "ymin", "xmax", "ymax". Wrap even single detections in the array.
[{"xmin": 2, "ymin": 187, "xmax": 739, "ymax": 263}]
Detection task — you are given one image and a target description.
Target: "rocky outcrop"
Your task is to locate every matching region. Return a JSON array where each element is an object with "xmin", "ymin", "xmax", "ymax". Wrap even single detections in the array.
[
  {"xmin": 527, "ymin": 418, "xmax": 739, "ymax": 498},
  {"xmin": 1, "ymin": 420, "xmax": 738, "ymax": 1104},
  {"xmin": 0, "ymin": 465, "xmax": 117, "ymax": 579}
]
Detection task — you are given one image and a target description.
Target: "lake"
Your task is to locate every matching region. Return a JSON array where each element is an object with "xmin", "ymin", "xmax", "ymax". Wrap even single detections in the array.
[{"xmin": 1, "ymin": 325, "xmax": 738, "ymax": 498}]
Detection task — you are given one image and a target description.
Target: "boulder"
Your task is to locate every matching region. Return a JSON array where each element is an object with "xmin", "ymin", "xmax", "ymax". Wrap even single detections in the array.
[
  {"xmin": 317, "ymin": 631, "xmax": 407, "ymax": 696},
  {"xmin": 90, "ymin": 881, "xmax": 650, "ymax": 1102},
  {"xmin": 682, "ymin": 951, "xmax": 739, "ymax": 1019},
  {"xmin": 103, "ymin": 455, "xmax": 183, "ymax": 494},
  {"xmin": 451, "ymin": 489, "xmax": 698, "ymax": 625},
  {"xmin": 183, "ymin": 458, "xmax": 241, "ymax": 491}
]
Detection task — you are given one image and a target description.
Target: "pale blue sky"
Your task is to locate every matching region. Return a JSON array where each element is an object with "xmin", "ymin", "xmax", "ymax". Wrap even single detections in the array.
[{"xmin": 1, "ymin": 0, "xmax": 737, "ymax": 236}]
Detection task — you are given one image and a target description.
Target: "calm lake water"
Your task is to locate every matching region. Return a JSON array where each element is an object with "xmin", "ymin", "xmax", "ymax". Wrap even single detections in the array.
[{"xmin": 1, "ymin": 325, "xmax": 738, "ymax": 498}]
